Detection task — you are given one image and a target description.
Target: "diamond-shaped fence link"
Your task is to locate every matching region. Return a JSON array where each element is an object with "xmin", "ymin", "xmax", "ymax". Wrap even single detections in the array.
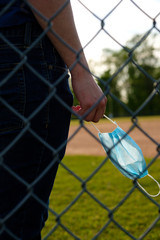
[{"xmin": 0, "ymin": 0, "xmax": 160, "ymax": 239}]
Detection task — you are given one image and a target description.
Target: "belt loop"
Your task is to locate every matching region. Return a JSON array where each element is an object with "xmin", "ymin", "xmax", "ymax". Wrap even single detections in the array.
[{"xmin": 24, "ymin": 22, "xmax": 32, "ymax": 46}]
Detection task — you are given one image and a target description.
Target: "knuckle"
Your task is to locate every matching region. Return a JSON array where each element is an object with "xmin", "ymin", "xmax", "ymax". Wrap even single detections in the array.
[
  {"xmin": 104, "ymin": 96, "xmax": 107, "ymax": 103},
  {"xmin": 100, "ymin": 99, "xmax": 106, "ymax": 108},
  {"xmin": 86, "ymin": 102, "xmax": 93, "ymax": 109}
]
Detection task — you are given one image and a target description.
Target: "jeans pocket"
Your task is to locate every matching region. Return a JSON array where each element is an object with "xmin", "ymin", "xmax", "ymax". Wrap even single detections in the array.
[{"xmin": 0, "ymin": 63, "xmax": 25, "ymax": 135}]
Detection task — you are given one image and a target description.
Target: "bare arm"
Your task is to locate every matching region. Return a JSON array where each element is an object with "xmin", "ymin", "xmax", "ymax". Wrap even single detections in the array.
[{"xmin": 27, "ymin": 0, "xmax": 107, "ymax": 122}]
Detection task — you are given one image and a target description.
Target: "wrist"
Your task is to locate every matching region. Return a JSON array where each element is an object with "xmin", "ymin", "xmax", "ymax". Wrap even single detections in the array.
[{"xmin": 70, "ymin": 59, "xmax": 91, "ymax": 80}]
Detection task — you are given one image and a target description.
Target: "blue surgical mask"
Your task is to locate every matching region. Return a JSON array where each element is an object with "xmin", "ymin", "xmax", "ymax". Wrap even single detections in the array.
[{"xmin": 93, "ymin": 115, "xmax": 160, "ymax": 198}]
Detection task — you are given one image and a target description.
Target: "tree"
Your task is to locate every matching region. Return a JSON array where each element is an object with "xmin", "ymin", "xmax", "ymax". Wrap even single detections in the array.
[{"xmin": 100, "ymin": 32, "xmax": 160, "ymax": 116}]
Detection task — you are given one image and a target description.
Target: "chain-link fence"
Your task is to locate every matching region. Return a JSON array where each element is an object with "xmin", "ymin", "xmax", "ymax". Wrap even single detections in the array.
[{"xmin": 0, "ymin": 0, "xmax": 160, "ymax": 239}]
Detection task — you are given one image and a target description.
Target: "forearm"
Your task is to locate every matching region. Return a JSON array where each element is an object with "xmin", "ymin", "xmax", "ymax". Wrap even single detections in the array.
[
  {"xmin": 27, "ymin": 0, "xmax": 107, "ymax": 122},
  {"xmin": 27, "ymin": 0, "xmax": 88, "ymax": 76}
]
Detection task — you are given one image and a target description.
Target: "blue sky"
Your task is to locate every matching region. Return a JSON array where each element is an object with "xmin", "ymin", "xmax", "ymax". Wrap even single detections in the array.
[{"xmin": 71, "ymin": 0, "xmax": 160, "ymax": 61}]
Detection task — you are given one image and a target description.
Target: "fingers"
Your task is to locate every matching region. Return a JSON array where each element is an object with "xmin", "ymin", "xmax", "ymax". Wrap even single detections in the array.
[
  {"xmin": 72, "ymin": 96, "xmax": 107, "ymax": 122},
  {"xmin": 91, "ymin": 96, "xmax": 107, "ymax": 122},
  {"xmin": 92, "ymin": 101, "xmax": 106, "ymax": 122}
]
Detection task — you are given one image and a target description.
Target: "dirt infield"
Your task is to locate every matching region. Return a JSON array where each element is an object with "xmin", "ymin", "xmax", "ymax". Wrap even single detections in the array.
[{"xmin": 66, "ymin": 117, "xmax": 160, "ymax": 158}]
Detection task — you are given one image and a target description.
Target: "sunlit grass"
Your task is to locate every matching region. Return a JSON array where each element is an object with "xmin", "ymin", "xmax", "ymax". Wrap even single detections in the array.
[{"xmin": 42, "ymin": 155, "xmax": 160, "ymax": 240}]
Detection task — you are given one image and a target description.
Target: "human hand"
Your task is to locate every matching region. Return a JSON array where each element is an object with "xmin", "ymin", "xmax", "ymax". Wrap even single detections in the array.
[{"xmin": 71, "ymin": 72, "xmax": 107, "ymax": 122}]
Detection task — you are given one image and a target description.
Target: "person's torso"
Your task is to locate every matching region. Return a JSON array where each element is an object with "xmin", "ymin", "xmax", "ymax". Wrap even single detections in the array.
[{"xmin": 0, "ymin": 0, "xmax": 35, "ymax": 27}]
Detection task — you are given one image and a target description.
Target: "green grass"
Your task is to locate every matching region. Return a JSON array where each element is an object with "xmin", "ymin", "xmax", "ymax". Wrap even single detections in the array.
[{"xmin": 42, "ymin": 155, "xmax": 160, "ymax": 240}]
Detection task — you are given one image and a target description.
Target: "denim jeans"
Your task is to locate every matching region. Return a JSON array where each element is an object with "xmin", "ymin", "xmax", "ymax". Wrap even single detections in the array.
[{"xmin": 0, "ymin": 22, "xmax": 73, "ymax": 239}]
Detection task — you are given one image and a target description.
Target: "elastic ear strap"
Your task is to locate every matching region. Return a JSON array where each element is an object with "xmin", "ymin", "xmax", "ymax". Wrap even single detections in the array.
[
  {"xmin": 103, "ymin": 115, "xmax": 118, "ymax": 127},
  {"xmin": 137, "ymin": 174, "xmax": 160, "ymax": 198},
  {"xmin": 91, "ymin": 122, "xmax": 100, "ymax": 133},
  {"xmin": 91, "ymin": 115, "xmax": 118, "ymax": 133}
]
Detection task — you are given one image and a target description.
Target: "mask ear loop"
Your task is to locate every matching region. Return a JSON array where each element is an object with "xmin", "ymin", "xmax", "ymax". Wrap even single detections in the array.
[
  {"xmin": 137, "ymin": 174, "xmax": 160, "ymax": 198},
  {"xmin": 103, "ymin": 114, "xmax": 118, "ymax": 127},
  {"xmin": 91, "ymin": 114, "xmax": 118, "ymax": 133}
]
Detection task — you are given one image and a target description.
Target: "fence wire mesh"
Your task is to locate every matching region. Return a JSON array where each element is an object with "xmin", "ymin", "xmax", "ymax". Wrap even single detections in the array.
[{"xmin": 0, "ymin": 0, "xmax": 160, "ymax": 239}]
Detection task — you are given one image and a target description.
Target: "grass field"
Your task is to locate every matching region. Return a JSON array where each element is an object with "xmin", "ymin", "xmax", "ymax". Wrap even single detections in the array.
[{"xmin": 42, "ymin": 155, "xmax": 160, "ymax": 240}]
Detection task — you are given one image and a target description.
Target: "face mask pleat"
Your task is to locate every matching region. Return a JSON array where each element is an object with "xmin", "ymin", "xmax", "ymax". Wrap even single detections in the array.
[{"xmin": 99, "ymin": 128, "xmax": 148, "ymax": 180}]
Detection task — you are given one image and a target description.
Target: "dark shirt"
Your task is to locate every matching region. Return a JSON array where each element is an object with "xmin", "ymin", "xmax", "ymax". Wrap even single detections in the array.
[{"xmin": 0, "ymin": 0, "xmax": 35, "ymax": 27}]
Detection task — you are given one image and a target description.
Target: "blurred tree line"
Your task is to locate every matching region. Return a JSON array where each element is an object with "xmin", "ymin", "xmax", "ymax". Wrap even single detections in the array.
[
  {"xmin": 72, "ymin": 33, "xmax": 160, "ymax": 117},
  {"xmin": 99, "ymin": 33, "xmax": 160, "ymax": 117}
]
